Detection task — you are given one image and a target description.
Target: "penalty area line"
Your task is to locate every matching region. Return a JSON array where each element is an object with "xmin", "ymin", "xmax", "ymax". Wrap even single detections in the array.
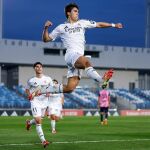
[{"xmin": 0, "ymin": 139, "xmax": 150, "ymax": 147}]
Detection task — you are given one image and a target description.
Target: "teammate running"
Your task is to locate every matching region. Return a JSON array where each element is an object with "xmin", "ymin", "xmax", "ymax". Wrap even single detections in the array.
[
  {"xmin": 48, "ymin": 79, "xmax": 64, "ymax": 134},
  {"xmin": 25, "ymin": 62, "xmax": 53, "ymax": 148}
]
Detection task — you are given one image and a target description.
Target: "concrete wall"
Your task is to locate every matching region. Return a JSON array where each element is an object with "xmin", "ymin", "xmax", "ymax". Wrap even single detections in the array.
[
  {"xmin": 112, "ymin": 70, "xmax": 138, "ymax": 89},
  {"xmin": 19, "ymin": 66, "xmax": 67, "ymax": 86},
  {"xmin": 0, "ymin": 39, "xmax": 150, "ymax": 69}
]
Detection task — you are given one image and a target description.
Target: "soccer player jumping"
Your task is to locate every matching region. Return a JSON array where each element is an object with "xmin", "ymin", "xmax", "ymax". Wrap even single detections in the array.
[{"xmin": 42, "ymin": 3, "xmax": 123, "ymax": 94}]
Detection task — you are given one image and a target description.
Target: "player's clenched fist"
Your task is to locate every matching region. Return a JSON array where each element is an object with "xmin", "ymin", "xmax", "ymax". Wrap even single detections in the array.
[
  {"xmin": 115, "ymin": 23, "xmax": 123, "ymax": 29},
  {"xmin": 44, "ymin": 20, "xmax": 53, "ymax": 29}
]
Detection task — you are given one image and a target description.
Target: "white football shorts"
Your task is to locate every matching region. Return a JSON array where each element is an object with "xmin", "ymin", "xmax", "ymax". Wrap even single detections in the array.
[
  {"xmin": 65, "ymin": 52, "xmax": 83, "ymax": 79},
  {"xmin": 48, "ymin": 106, "xmax": 61, "ymax": 117},
  {"xmin": 30, "ymin": 98, "xmax": 48, "ymax": 118}
]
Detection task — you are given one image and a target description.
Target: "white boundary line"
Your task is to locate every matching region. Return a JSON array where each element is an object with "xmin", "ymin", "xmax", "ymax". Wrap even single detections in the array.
[{"xmin": 0, "ymin": 139, "xmax": 150, "ymax": 147}]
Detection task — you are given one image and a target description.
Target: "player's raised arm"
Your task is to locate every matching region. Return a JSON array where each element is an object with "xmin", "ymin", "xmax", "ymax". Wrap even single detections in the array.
[
  {"xmin": 42, "ymin": 20, "xmax": 53, "ymax": 42},
  {"xmin": 96, "ymin": 22, "xmax": 123, "ymax": 29}
]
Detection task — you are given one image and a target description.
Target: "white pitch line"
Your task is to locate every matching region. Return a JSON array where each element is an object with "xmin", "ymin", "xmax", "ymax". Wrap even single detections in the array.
[
  {"xmin": 0, "ymin": 139, "xmax": 150, "ymax": 147},
  {"xmin": 54, "ymin": 139, "xmax": 150, "ymax": 144}
]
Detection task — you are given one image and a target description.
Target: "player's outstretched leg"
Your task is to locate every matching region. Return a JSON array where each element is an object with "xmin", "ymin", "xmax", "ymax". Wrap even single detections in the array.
[{"xmin": 101, "ymin": 69, "xmax": 114, "ymax": 88}]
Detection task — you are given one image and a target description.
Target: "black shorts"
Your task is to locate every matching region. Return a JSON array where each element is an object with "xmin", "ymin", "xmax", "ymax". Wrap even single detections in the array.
[{"xmin": 100, "ymin": 107, "xmax": 108, "ymax": 113}]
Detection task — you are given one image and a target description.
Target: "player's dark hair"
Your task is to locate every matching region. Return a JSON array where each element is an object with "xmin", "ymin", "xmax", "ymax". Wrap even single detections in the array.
[
  {"xmin": 33, "ymin": 62, "xmax": 43, "ymax": 68},
  {"xmin": 53, "ymin": 79, "xmax": 58, "ymax": 84},
  {"xmin": 65, "ymin": 3, "xmax": 79, "ymax": 18}
]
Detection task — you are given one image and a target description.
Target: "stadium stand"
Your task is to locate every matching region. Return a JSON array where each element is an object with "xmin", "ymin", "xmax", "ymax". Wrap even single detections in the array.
[
  {"xmin": 0, "ymin": 85, "xmax": 30, "ymax": 108},
  {"xmin": 1, "ymin": 84, "xmax": 150, "ymax": 110},
  {"xmin": 109, "ymin": 89, "xmax": 150, "ymax": 109}
]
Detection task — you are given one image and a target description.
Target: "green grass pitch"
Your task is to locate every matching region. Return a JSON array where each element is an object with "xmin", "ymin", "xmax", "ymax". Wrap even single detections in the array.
[{"xmin": 0, "ymin": 116, "xmax": 150, "ymax": 150}]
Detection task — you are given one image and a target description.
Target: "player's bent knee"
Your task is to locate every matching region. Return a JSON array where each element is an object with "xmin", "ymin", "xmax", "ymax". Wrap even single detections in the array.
[
  {"xmin": 51, "ymin": 115, "xmax": 55, "ymax": 120},
  {"xmin": 35, "ymin": 118, "xmax": 42, "ymax": 124},
  {"xmin": 85, "ymin": 60, "xmax": 91, "ymax": 68},
  {"xmin": 55, "ymin": 117, "xmax": 60, "ymax": 121},
  {"xmin": 35, "ymin": 120, "xmax": 40, "ymax": 124}
]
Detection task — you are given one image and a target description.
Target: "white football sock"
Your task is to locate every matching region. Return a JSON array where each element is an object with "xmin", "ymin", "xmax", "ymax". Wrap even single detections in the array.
[
  {"xmin": 51, "ymin": 120, "xmax": 56, "ymax": 130},
  {"xmin": 36, "ymin": 124, "xmax": 45, "ymax": 142},
  {"xmin": 30, "ymin": 119, "xmax": 36, "ymax": 125},
  {"xmin": 85, "ymin": 67, "xmax": 103, "ymax": 83}
]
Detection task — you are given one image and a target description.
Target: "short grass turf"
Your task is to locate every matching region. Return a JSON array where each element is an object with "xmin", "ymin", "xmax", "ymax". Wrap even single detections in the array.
[{"xmin": 0, "ymin": 116, "xmax": 150, "ymax": 150}]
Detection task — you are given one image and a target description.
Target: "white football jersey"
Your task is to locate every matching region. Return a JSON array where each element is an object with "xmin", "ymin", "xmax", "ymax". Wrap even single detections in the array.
[
  {"xmin": 49, "ymin": 19, "xmax": 96, "ymax": 55},
  {"xmin": 26, "ymin": 75, "xmax": 53, "ymax": 100}
]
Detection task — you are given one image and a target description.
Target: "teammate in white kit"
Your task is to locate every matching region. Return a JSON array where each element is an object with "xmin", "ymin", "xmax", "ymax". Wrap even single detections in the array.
[
  {"xmin": 48, "ymin": 79, "xmax": 64, "ymax": 134},
  {"xmin": 25, "ymin": 62, "xmax": 53, "ymax": 148},
  {"xmin": 42, "ymin": 3, "xmax": 123, "ymax": 94},
  {"xmin": 26, "ymin": 79, "xmax": 64, "ymax": 135}
]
